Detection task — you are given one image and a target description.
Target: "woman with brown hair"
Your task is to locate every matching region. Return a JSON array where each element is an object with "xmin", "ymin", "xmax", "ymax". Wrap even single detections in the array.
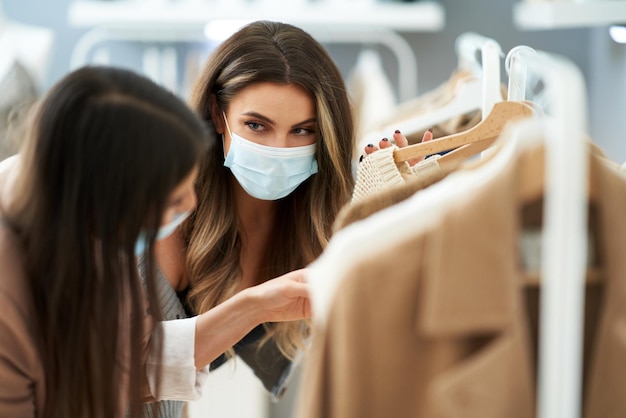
[{"xmin": 150, "ymin": 20, "xmax": 355, "ymax": 416}]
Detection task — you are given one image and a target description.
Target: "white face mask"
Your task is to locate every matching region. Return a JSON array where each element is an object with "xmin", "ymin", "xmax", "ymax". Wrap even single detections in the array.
[
  {"xmin": 222, "ymin": 114, "xmax": 318, "ymax": 201},
  {"xmin": 134, "ymin": 210, "xmax": 191, "ymax": 257}
]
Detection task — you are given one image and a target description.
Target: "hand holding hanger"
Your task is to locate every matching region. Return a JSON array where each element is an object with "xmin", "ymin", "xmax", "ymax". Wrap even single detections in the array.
[
  {"xmin": 393, "ymin": 100, "xmax": 535, "ymax": 168},
  {"xmin": 362, "ymin": 128, "xmax": 434, "ymax": 166},
  {"xmin": 361, "ymin": 99, "xmax": 534, "ymax": 173}
]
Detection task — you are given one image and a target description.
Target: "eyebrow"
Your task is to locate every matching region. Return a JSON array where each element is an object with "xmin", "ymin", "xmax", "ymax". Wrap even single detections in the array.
[
  {"xmin": 241, "ymin": 112, "xmax": 317, "ymax": 128},
  {"xmin": 242, "ymin": 111, "xmax": 274, "ymax": 125},
  {"xmin": 294, "ymin": 117, "xmax": 318, "ymax": 128}
]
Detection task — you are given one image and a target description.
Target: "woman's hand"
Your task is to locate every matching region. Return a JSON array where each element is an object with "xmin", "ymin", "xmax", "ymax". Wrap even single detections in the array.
[
  {"xmin": 246, "ymin": 268, "xmax": 311, "ymax": 323},
  {"xmin": 363, "ymin": 128, "xmax": 433, "ymax": 167},
  {"xmin": 193, "ymin": 268, "xmax": 311, "ymax": 368}
]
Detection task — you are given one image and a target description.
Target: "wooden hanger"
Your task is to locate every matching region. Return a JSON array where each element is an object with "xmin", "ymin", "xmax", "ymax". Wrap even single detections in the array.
[
  {"xmin": 435, "ymin": 99, "xmax": 542, "ymax": 171},
  {"xmin": 393, "ymin": 100, "xmax": 535, "ymax": 164}
]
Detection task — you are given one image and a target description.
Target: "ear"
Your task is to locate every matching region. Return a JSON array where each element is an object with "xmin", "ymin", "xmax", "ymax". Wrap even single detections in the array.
[{"xmin": 208, "ymin": 93, "xmax": 224, "ymax": 134}]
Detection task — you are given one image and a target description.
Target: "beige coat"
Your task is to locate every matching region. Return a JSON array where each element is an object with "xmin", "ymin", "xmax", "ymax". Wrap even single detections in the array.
[{"xmin": 295, "ymin": 143, "xmax": 626, "ymax": 418}]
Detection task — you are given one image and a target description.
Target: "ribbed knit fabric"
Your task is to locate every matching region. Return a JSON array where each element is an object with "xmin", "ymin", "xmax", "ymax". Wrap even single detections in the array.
[
  {"xmin": 352, "ymin": 145, "xmax": 442, "ymax": 204},
  {"xmin": 141, "ymin": 399, "xmax": 185, "ymax": 418},
  {"xmin": 138, "ymin": 257, "xmax": 187, "ymax": 418},
  {"xmin": 352, "ymin": 146, "xmax": 406, "ymax": 204}
]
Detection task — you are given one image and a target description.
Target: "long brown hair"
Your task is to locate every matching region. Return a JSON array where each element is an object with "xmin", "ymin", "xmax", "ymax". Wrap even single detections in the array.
[
  {"xmin": 185, "ymin": 20, "xmax": 355, "ymax": 357},
  {"xmin": 4, "ymin": 66, "xmax": 209, "ymax": 418}
]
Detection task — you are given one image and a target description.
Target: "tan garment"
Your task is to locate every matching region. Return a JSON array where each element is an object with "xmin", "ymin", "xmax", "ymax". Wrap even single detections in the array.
[
  {"xmin": 334, "ymin": 159, "xmax": 452, "ymax": 232},
  {"xmin": 348, "ymin": 49, "xmax": 397, "ymax": 147},
  {"xmin": 295, "ymin": 142, "xmax": 626, "ymax": 417}
]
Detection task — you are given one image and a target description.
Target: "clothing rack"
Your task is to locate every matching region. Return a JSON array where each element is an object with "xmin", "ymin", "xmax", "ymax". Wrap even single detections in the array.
[
  {"xmin": 507, "ymin": 47, "xmax": 589, "ymax": 418},
  {"xmin": 70, "ymin": 25, "xmax": 419, "ymax": 101},
  {"xmin": 66, "ymin": 1, "xmax": 447, "ymax": 101},
  {"xmin": 361, "ymin": 31, "xmax": 503, "ymax": 149}
]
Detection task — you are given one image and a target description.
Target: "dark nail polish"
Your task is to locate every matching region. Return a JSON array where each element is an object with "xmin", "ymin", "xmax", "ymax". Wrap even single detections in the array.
[
  {"xmin": 359, "ymin": 155, "xmax": 364, "ymax": 162},
  {"xmin": 428, "ymin": 128, "xmax": 433, "ymax": 133},
  {"xmin": 395, "ymin": 129, "xmax": 401, "ymax": 134},
  {"xmin": 367, "ymin": 143, "xmax": 374, "ymax": 148},
  {"xmin": 382, "ymin": 137, "xmax": 389, "ymax": 142}
]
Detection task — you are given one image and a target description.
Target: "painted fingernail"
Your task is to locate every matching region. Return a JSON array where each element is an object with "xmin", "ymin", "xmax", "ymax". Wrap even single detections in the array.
[
  {"xmin": 367, "ymin": 143, "xmax": 374, "ymax": 148},
  {"xmin": 359, "ymin": 155, "xmax": 364, "ymax": 162},
  {"xmin": 382, "ymin": 137, "xmax": 389, "ymax": 142},
  {"xmin": 428, "ymin": 128, "xmax": 433, "ymax": 133},
  {"xmin": 395, "ymin": 129, "xmax": 401, "ymax": 134}
]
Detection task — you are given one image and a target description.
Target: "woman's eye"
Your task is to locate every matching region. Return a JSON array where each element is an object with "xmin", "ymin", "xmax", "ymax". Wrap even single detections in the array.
[
  {"xmin": 294, "ymin": 127, "xmax": 315, "ymax": 136},
  {"xmin": 245, "ymin": 121, "xmax": 264, "ymax": 131}
]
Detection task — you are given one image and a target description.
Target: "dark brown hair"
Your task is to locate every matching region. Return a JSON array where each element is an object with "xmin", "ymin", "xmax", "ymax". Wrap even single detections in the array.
[{"xmin": 5, "ymin": 66, "xmax": 209, "ymax": 418}]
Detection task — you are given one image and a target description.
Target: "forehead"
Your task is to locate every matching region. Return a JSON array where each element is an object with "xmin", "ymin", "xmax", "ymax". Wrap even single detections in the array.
[{"xmin": 229, "ymin": 82, "xmax": 316, "ymax": 121}]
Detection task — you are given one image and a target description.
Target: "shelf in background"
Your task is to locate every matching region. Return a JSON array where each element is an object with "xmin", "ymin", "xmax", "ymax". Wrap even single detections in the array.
[
  {"xmin": 514, "ymin": 1, "xmax": 626, "ymax": 30},
  {"xmin": 68, "ymin": 0, "xmax": 445, "ymax": 32}
]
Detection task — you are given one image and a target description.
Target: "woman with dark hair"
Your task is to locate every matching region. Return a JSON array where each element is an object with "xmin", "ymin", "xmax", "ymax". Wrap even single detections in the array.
[{"xmin": 0, "ymin": 65, "xmax": 311, "ymax": 418}]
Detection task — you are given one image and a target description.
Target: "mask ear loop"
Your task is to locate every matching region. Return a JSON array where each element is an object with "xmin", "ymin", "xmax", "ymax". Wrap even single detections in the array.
[{"xmin": 222, "ymin": 112, "xmax": 233, "ymax": 136}]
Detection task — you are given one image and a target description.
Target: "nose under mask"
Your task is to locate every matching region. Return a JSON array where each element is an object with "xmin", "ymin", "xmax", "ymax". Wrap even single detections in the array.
[{"xmin": 222, "ymin": 113, "xmax": 318, "ymax": 200}]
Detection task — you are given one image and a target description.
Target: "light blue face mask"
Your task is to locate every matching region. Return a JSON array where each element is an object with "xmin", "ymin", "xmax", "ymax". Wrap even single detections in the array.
[
  {"xmin": 134, "ymin": 210, "xmax": 191, "ymax": 257},
  {"xmin": 222, "ymin": 115, "xmax": 318, "ymax": 201}
]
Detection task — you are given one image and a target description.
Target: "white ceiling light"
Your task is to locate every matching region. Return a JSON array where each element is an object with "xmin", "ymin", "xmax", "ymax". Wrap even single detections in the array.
[
  {"xmin": 204, "ymin": 20, "xmax": 251, "ymax": 42},
  {"xmin": 609, "ymin": 25, "xmax": 626, "ymax": 44}
]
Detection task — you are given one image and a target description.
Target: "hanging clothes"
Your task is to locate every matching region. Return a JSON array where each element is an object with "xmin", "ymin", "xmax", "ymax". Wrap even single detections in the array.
[
  {"xmin": 352, "ymin": 94, "xmax": 525, "ymax": 205},
  {"xmin": 377, "ymin": 69, "xmax": 475, "ymax": 125},
  {"xmin": 0, "ymin": 62, "xmax": 36, "ymax": 161},
  {"xmin": 347, "ymin": 49, "xmax": 397, "ymax": 149},
  {"xmin": 351, "ymin": 145, "xmax": 448, "ymax": 204},
  {"xmin": 293, "ymin": 131, "xmax": 626, "ymax": 417},
  {"xmin": 335, "ymin": 150, "xmax": 453, "ymax": 231},
  {"xmin": 0, "ymin": 14, "xmax": 54, "ymax": 161}
]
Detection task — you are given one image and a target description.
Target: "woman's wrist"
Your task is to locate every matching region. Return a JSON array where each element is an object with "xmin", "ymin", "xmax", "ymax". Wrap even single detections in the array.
[
  {"xmin": 193, "ymin": 289, "xmax": 264, "ymax": 369},
  {"xmin": 232, "ymin": 286, "xmax": 268, "ymax": 325}
]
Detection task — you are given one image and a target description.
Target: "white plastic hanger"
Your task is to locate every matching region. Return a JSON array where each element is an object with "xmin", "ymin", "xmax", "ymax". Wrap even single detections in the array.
[
  {"xmin": 506, "ymin": 45, "xmax": 537, "ymax": 102},
  {"xmin": 388, "ymin": 32, "xmax": 504, "ymax": 138},
  {"xmin": 392, "ymin": 43, "xmax": 541, "ymax": 168},
  {"xmin": 394, "ymin": 45, "xmax": 538, "ymax": 167},
  {"xmin": 507, "ymin": 47, "xmax": 589, "ymax": 418},
  {"xmin": 456, "ymin": 32, "xmax": 504, "ymax": 119}
]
